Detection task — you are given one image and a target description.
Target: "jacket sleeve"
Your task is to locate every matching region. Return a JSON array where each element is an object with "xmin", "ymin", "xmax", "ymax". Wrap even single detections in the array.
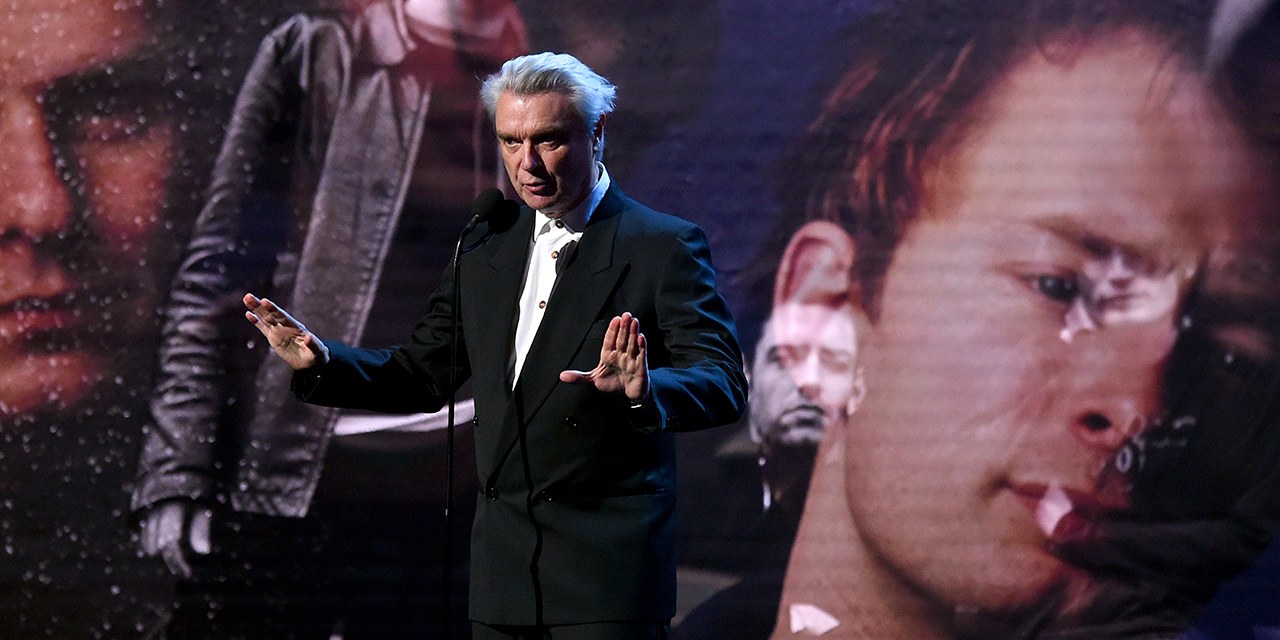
[
  {"xmin": 643, "ymin": 223, "xmax": 749, "ymax": 432},
  {"xmin": 132, "ymin": 17, "xmax": 331, "ymax": 513}
]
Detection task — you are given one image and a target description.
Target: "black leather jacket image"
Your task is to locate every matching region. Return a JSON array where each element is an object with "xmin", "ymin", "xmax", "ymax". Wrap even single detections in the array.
[{"xmin": 132, "ymin": 0, "xmax": 510, "ymax": 518}]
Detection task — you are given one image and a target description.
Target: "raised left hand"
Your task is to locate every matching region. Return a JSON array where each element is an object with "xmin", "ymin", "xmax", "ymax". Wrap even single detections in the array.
[{"xmin": 560, "ymin": 312, "xmax": 649, "ymax": 402}]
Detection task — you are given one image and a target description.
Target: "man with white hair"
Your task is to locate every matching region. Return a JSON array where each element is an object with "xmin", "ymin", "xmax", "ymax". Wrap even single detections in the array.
[{"xmin": 246, "ymin": 51, "xmax": 748, "ymax": 639}]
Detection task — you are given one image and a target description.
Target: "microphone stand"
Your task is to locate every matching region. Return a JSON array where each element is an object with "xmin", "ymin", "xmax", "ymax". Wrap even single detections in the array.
[
  {"xmin": 442, "ymin": 214, "xmax": 479, "ymax": 639},
  {"xmin": 441, "ymin": 189, "xmax": 510, "ymax": 637}
]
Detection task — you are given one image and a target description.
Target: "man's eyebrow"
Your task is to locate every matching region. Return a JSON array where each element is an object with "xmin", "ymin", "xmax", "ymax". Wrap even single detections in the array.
[
  {"xmin": 496, "ymin": 123, "xmax": 571, "ymax": 140},
  {"xmin": 1026, "ymin": 216, "xmax": 1179, "ymax": 265},
  {"xmin": 46, "ymin": 47, "xmax": 171, "ymax": 98}
]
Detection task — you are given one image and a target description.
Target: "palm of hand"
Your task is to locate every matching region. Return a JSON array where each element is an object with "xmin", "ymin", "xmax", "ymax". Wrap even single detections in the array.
[
  {"xmin": 591, "ymin": 341, "xmax": 647, "ymax": 399},
  {"xmin": 561, "ymin": 312, "xmax": 650, "ymax": 402},
  {"xmin": 243, "ymin": 293, "xmax": 324, "ymax": 370}
]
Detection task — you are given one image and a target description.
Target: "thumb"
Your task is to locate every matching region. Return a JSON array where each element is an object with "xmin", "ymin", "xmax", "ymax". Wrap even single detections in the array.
[
  {"xmin": 141, "ymin": 511, "xmax": 162, "ymax": 556},
  {"xmin": 560, "ymin": 369, "xmax": 592, "ymax": 384},
  {"xmin": 188, "ymin": 508, "xmax": 213, "ymax": 555}
]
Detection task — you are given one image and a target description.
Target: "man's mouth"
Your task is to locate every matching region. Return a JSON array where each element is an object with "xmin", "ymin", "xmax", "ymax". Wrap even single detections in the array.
[
  {"xmin": 1007, "ymin": 480, "xmax": 1127, "ymax": 539},
  {"xmin": 523, "ymin": 182, "xmax": 555, "ymax": 196},
  {"xmin": 0, "ymin": 295, "xmax": 80, "ymax": 346},
  {"xmin": 778, "ymin": 403, "xmax": 824, "ymax": 427}
]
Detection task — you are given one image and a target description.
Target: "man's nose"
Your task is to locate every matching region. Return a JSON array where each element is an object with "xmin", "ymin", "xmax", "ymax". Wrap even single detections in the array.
[
  {"xmin": 1065, "ymin": 323, "xmax": 1173, "ymax": 453},
  {"xmin": 0, "ymin": 89, "xmax": 73, "ymax": 238},
  {"xmin": 790, "ymin": 351, "xmax": 824, "ymax": 403},
  {"xmin": 518, "ymin": 142, "xmax": 543, "ymax": 173}
]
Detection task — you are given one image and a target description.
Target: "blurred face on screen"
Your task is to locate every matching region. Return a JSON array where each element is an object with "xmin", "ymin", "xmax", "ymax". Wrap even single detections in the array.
[
  {"xmin": 0, "ymin": 0, "xmax": 173, "ymax": 415},
  {"xmin": 751, "ymin": 303, "xmax": 861, "ymax": 507},
  {"xmin": 765, "ymin": 302, "xmax": 860, "ymax": 430},
  {"xmin": 816, "ymin": 31, "xmax": 1279, "ymax": 630}
]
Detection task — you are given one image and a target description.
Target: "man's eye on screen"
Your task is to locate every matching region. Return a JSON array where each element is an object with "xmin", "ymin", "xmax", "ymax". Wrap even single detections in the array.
[
  {"xmin": 1032, "ymin": 273, "xmax": 1081, "ymax": 304},
  {"xmin": 41, "ymin": 71, "xmax": 172, "ymax": 146},
  {"xmin": 819, "ymin": 349, "xmax": 855, "ymax": 373},
  {"xmin": 74, "ymin": 110, "xmax": 163, "ymax": 144}
]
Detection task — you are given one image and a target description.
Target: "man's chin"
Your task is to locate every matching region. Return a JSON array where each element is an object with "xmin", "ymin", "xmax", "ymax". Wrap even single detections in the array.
[
  {"xmin": 518, "ymin": 189, "xmax": 560, "ymax": 212},
  {"xmin": 0, "ymin": 352, "xmax": 102, "ymax": 416},
  {"xmin": 943, "ymin": 548, "xmax": 1080, "ymax": 636}
]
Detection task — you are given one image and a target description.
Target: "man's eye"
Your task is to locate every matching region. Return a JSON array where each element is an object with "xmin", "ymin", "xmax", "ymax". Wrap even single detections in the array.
[
  {"xmin": 819, "ymin": 349, "xmax": 856, "ymax": 373},
  {"xmin": 765, "ymin": 346, "xmax": 785, "ymax": 366},
  {"xmin": 1034, "ymin": 274, "xmax": 1080, "ymax": 303},
  {"xmin": 74, "ymin": 113, "xmax": 156, "ymax": 144}
]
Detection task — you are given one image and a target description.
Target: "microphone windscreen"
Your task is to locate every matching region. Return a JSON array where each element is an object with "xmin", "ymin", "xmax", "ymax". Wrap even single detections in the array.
[
  {"xmin": 489, "ymin": 198, "xmax": 520, "ymax": 231},
  {"xmin": 472, "ymin": 188, "xmax": 506, "ymax": 221}
]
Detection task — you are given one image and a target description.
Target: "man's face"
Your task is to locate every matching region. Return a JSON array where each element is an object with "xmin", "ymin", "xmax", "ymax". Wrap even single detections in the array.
[
  {"xmin": 495, "ymin": 90, "xmax": 598, "ymax": 216},
  {"xmin": 750, "ymin": 303, "xmax": 859, "ymax": 506},
  {"xmin": 0, "ymin": 0, "xmax": 173, "ymax": 415},
  {"xmin": 752, "ymin": 303, "xmax": 859, "ymax": 448},
  {"xmin": 843, "ymin": 32, "xmax": 1279, "ymax": 614},
  {"xmin": 769, "ymin": 302, "xmax": 859, "ymax": 423}
]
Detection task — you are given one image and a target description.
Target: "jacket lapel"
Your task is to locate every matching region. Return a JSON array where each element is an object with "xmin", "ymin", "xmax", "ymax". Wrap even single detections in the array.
[{"xmin": 465, "ymin": 207, "xmax": 534, "ymax": 390}]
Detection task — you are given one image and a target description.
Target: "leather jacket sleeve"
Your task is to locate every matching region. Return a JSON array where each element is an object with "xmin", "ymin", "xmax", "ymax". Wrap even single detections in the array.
[{"xmin": 132, "ymin": 15, "xmax": 341, "ymax": 513}]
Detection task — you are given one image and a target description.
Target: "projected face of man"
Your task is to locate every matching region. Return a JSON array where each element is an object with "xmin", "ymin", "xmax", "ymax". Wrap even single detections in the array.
[
  {"xmin": 770, "ymin": 303, "xmax": 860, "ymax": 423},
  {"xmin": 808, "ymin": 30, "xmax": 1279, "ymax": 633},
  {"xmin": 0, "ymin": 0, "xmax": 173, "ymax": 415},
  {"xmin": 753, "ymin": 303, "xmax": 860, "ymax": 449}
]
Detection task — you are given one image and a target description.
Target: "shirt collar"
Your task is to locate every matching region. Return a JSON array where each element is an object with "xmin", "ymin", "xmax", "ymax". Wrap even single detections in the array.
[{"xmin": 534, "ymin": 163, "xmax": 610, "ymax": 236}]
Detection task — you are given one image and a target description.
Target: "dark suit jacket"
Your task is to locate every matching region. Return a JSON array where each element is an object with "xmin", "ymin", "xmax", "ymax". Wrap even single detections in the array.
[{"xmin": 293, "ymin": 185, "xmax": 748, "ymax": 625}]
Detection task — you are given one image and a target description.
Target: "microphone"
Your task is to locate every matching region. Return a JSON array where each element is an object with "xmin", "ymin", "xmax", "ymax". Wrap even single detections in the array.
[{"xmin": 462, "ymin": 187, "xmax": 518, "ymax": 236}]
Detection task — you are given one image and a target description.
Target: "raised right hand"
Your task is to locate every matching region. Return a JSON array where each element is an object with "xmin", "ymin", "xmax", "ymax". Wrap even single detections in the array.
[
  {"xmin": 140, "ymin": 500, "xmax": 212, "ymax": 579},
  {"xmin": 244, "ymin": 293, "xmax": 329, "ymax": 370}
]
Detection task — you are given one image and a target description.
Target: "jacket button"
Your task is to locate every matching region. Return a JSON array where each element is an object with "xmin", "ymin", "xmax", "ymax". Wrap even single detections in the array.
[{"xmin": 485, "ymin": 486, "xmax": 498, "ymax": 501}]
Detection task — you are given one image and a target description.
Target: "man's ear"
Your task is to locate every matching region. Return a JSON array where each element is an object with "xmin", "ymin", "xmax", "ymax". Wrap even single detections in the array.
[
  {"xmin": 847, "ymin": 367, "xmax": 867, "ymax": 415},
  {"xmin": 593, "ymin": 115, "xmax": 607, "ymax": 145},
  {"xmin": 774, "ymin": 220, "xmax": 856, "ymax": 309}
]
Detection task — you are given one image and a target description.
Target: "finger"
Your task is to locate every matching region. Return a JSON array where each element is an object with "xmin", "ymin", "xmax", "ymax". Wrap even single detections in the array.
[
  {"xmin": 189, "ymin": 509, "xmax": 213, "ymax": 555},
  {"xmin": 262, "ymin": 298, "xmax": 290, "ymax": 324},
  {"xmin": 625, "ymin": 317, "xmax": 640, "ymax": 354},
  {"xmin": 162, "ymin": 542, "xmax": 193, "ymax": 580},
  {"xmin": 633, "ymin": 333, "xmax": 650, "ymax": 399},
  {"xmin": 141, "ymin": 515, "xmax": 158, "ymax": 556},
  {"xmin": 614, "ymin": 315, "xmax": 631, "ymax": 353},
  {"xmin": 602, "ymin": 316, "xmax": 622, "ymax": 356},
  {"xmin": 243, "ymin": 292, "xmax": 262, "ymax": 310},
  {"xmin": 256, "ymin": 298, "xmax": 293, "ymax": 329},
  {"xmin": 616, "ymin": 313, "xmax": 638, "ymax": 353},
  {"xmin": 259, "ymin": 298, "xmax": 283, "ymax": 324},
  {"xmin": 264, "ymin": 299, "xmax": 308, "ymax": 334},
  {"xmin": 247, "ymin": 298, "xmax": 276, "ymax": 327}
]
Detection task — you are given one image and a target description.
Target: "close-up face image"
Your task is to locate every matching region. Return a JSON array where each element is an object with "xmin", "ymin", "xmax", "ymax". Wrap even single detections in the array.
[{"xmin": 0, "ymin": 0, "xmax": 174, "ymax": 416}]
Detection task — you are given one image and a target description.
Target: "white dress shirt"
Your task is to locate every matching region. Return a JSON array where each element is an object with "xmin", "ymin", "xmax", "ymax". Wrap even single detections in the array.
[{"xmin": 511, "ymin": 164, "xmax": 611, "ymax": 386}]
